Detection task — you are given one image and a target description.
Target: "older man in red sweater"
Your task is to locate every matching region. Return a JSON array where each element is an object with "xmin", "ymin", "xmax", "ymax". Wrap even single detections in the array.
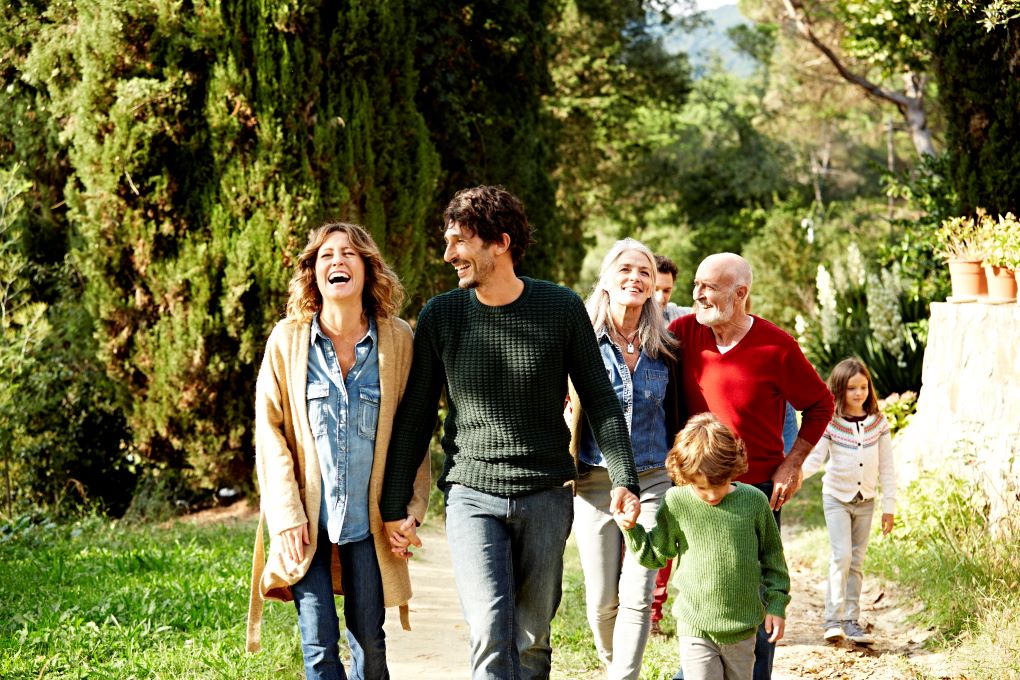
[{"xmin": 667, "ymin": 252, "xmax": 834, "ymax": 680}]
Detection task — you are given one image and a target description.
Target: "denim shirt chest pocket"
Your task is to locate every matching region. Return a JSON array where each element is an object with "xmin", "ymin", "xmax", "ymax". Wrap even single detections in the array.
[
  {"xmin": 307, "ymin": 381, "xmax": 332, "ymax": 437},
  {"xmin": 641, "ymin": 368, "xmax": 668, "ymax": 405},
  {"xmin": 358, "ymin": 384, "xmax": 381, "ymax": 439}
]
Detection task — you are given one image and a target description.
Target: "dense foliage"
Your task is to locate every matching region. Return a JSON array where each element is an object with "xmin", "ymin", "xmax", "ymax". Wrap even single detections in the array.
[{"xmin": 0, "ymin": 1, "xmax": 1016, "ymax": 512}]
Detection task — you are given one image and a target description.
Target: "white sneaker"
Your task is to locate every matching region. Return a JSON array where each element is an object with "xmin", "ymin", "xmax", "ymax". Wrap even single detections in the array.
[
  {"xmin": 823, "ymin": 625, "xmax": 846, "ymax": 642},
  {"xmin": 844, "ymin": 620, "xmax": 874, "ymax": 645}
]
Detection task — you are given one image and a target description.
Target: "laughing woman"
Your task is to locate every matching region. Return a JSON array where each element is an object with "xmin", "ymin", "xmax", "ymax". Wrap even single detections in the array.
[
  {"xmin": 567, "ymin": 238, "xmax": 686, "ymax": 680},
  {"xmin": 246, "ymin": 223, "xmax": 430, "ymax": 680}
]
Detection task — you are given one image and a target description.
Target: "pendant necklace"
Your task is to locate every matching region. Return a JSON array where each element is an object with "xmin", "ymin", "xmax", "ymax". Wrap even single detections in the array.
[{"xmin": 619, "ymin": 329, "xmax": 639, "ymax": 354}]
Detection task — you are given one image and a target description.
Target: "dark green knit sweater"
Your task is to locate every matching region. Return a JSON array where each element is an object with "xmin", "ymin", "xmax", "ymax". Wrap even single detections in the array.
[
  {"xmin": 624, "ymin": 483, "xmax": 791, "ymax": 645},
  {"xmin": 381, "ymin": 278, "xmax": 638, "ymax": 520}
]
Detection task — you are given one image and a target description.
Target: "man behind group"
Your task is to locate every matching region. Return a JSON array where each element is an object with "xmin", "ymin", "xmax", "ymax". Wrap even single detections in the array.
[
  {"xmin": 380, "ymin": 185, "xmax": 641, "ymax": 680},
  {"xmin": 667, "ymin": 252, "xmax": 834, "ymax": 680},
  {"xmin": 654, "ymin": 254, "xmax": 693, "ymax": 324}
]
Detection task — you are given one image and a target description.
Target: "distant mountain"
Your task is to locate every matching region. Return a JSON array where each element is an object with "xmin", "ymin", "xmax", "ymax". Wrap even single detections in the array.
[{"xmin": 661, "ymin": 4, "xmax": 756, "ymax": 78}]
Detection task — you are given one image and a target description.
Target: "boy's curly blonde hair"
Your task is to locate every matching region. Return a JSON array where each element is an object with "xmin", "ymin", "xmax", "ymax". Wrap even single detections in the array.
[{"xmin": 666, "ymin": 412, "xmax": 748, "ymax": 486}]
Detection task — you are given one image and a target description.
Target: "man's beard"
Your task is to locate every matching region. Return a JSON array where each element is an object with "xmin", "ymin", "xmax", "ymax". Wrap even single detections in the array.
[
  {"xmin": 457, "ymin": 255, "xmax": 495, "ymax": 289},
  {"xmin": 694, "ymin": 296, "xmax": 735, "ymax": 326}
]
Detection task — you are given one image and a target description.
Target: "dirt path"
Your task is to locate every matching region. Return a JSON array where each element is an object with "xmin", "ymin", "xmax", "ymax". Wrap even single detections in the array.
[
  {"xmin": 200, "ymin": 502, "xmax": 959, "ymax": 678},
  {"xmin": 772, "ymin": 544, "xmax": 951, "ymax": 680},
  {"xmin": 383, "ymin": 523, "xmax": 471, "ymax": 679},
  {"xmin": 381, "ymin": 522, "xmax": 963, "ymax": 680}
]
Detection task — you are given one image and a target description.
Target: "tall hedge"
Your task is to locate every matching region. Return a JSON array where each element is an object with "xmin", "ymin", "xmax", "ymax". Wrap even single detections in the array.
[
  {"xmin": 410, "ymin": 0, "xmax": 572, "ymax": 300},
  {"xmin": 16, "ymin": 0, "xmax": 438, "ymax": 487},
  {"xmin": 2, "ymin": 0, "xmax": 626, "ymax": 497},
  {"xmin": 932, "ymin": 14, "xmax": 1020, "ymax": 215}
]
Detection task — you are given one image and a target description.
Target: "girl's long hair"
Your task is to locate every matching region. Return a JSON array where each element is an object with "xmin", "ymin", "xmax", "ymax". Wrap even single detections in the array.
[
  {"xmin": 585, "ymin": 238, "xmax": 676, "ymax": 360},
  {"xmin": 285, "ymin": 222, "xmax": 405, "ymax": 322}
]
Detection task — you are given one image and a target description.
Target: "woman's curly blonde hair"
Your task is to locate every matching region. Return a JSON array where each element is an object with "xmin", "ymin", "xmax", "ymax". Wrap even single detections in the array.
[
  {"xmin": 666, "ymin": 412, "xmax": 748, "ymax": 487},
  {"xmin": 285, "ymin": 222, "xmax": 405, "ymax": 322}
]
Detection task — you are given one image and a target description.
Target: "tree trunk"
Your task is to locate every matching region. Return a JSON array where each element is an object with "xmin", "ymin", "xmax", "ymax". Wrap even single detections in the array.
[{"xmin": 902, "ymin": 73, "xmax": 936, "ymax": 157}]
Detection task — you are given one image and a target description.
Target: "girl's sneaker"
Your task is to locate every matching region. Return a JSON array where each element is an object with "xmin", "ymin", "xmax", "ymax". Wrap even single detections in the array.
[
  {"xmin": 844, "ymin": 620, "xmax": 874, "ymax": 645},
  {"xmin": 823, "ymin": 623, "xmax": 845, "ymax": 642}
]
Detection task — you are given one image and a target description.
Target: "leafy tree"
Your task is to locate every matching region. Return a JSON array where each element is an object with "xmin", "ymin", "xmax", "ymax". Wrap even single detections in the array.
[
  {"xmin": 929, "ymin": 12, "xmax": 1020, "ymax": 215},
  {"xmin": 410, "ymin": 0, "xmax": 567, "ymax": 296},
  {"xmin": 547, "ymin": 0, "xmax": 693, "ymax": 285},
  {"xmin": 14, "ymin": 0, "xmax": 439, "ymax": 491},
  {"xmin": 0, "ymin": 165, "xmax": 47, "ymax": 516},
  {"xmin": 757, "ymin": 0, "xmax": 937, "ymax": 158}
]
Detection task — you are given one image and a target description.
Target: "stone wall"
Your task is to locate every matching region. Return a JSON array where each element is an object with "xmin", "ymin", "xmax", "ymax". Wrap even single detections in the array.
[{"xmin": 894, "ymin": 302, "xmax": 1020, "ymax": 534}]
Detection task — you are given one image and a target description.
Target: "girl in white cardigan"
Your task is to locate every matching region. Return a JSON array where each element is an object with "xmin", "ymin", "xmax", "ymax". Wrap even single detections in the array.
[{"xmin": 802, "ymin": 357, "xmax": 896, "ymax": 646}]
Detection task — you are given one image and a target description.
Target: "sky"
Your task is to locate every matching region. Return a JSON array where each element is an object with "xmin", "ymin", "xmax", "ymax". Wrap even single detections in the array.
[{"xmin": 696, "ymin": 0, "xmax": 737, "ymax": 9}]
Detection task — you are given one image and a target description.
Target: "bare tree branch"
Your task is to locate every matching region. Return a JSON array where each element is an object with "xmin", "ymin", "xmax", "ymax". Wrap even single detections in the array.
[{"xmin": 779, "ymin": 0, "xmax": 936, "ymax": 156}]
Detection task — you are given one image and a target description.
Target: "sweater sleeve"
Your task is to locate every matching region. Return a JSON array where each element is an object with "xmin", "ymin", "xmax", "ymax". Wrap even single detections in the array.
[
  {"xmin": 380, "ymin": 302, "xmax": 445, "ymax": 522},
  {"xmin": 800, "ymin": 429, "xmax": 831, "ymax": 479},
  {"xmin": 781, "ymin": 341, "xmax": 835, "ymax": 447},
  {"xmin": 757, "ymin": 502, "xmax": 791, "ymax": 618},
  {"xmin": 254, "ymin": 325, "xmax": 308, "ymax": 536},
  {"xmin": 565, "ymin": 296, "xmax": 639, "ymax": 494},
  {"xmin": 624, "ymin": 493, "xmax": 683, "ymax": 570},
  {"xmin": 877, "ymin": 416, "xmax": 897, "ymax": 514}
]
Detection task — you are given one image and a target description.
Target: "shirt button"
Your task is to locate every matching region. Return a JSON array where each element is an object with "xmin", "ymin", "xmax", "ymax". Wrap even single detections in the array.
[
  {"xmin": 857, "ymin": 481, "xmax": 862, "ymax": 485},
  {"xmin": 859, "ymin": 463, "xmax": 863, "ymax": 467}
]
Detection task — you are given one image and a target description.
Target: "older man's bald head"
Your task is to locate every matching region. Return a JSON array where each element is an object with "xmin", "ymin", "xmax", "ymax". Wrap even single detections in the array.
[
  {"xmin": 692, "ymin": 253, "xmax": 753, "ymax": 327},
  {"xmin": 699, "ymin": 252, "xmax": 752, "ymax": 289}
]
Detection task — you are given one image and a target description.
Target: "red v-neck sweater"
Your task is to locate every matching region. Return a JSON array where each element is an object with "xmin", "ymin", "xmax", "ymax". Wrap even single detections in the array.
[{"xmin": 668, "ymin": 314, "xmax": 834, "ymax": 484}]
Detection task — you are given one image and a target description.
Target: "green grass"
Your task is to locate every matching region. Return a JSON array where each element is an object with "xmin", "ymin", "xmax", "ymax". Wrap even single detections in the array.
[
  {"xmin": 0, "ymin": 514, "xmax": 305, "ymax": 679},
  {"xmin": 865, "ymin": 473, "xmax": 1020, "ymax": 677},
  {"xmin": 784, "ymin": 470, "xmax": 1020, "ymax": 679},
  {"xmin": 3, "ymin": 468, "xmax": 1017, "ymax": 679}
]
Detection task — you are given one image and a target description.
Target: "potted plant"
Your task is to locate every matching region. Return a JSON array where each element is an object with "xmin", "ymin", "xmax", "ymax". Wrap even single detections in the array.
[
  {"xmin": 984, "ymin": 212, "xmax": 1020, "ymax": 302},
  {"xmin": 936, "ymin": 213, "xmax": 988, "ymax": 300}
]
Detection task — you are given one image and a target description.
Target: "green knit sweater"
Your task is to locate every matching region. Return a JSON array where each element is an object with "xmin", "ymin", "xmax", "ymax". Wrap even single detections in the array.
[
  {"xmin": 624, "ymin": 483, "xmax": 791, "ymax": 645},
  {"xmin": 381, "ymin": 278, "xmax": 638, "ymax": 520}
]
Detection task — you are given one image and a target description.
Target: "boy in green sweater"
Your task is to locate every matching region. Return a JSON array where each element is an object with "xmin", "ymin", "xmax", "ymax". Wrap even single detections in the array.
[{"xmin": 616, "ymin": 413, "xmax": 790, "ymax": 680}]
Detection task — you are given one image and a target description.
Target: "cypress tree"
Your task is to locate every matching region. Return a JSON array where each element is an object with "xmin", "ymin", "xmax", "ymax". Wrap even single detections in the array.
[
  {"xmin": 932, "ymin": 15, "xmax": 1020, "ymax": 215},
  {"xmin": 410, "ymin": 0, "xmax": 572, "ymax": 300},
  {"xmin": 18, "ymin": 0, "xmax": 438, "ymax": 488}
]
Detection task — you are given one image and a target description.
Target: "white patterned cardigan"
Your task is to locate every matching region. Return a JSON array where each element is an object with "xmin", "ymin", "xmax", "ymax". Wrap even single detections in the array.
[{"xmin": 801, "ymin": 413, "xmax": 897, "ymax": 514}]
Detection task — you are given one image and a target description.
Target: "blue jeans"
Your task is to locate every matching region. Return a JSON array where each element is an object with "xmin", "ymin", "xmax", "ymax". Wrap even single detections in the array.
[
  {"xmin": 673, "ymin": 481, "xmax": 782, "ymax": 680},
  {"xmin": 444, "ymin": 483, "xmax": 574, "ymax": 680},
  {"xmin": 291, "ymin": 529, "xmax": 389, "ymax": 680}
]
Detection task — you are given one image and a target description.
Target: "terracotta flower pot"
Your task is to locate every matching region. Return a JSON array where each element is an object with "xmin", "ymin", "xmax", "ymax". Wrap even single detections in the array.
[
  {"xmin": 947, "ymin": 259, "xmax": 987, "ymax": 299},
  {"xmin": 985, "ymin": 265, "xmax": 1018, "ymax": 301}
]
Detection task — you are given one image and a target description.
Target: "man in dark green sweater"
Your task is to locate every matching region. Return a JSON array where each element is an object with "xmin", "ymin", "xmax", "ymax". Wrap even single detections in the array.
[{"xmin": 381, "ymin": 185, "xmax": 641, "ymax": 680}]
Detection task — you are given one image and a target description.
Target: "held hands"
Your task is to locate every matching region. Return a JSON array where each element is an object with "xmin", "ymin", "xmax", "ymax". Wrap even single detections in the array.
[
  {"xmin": 764, "ymin": 614, "xmax": 786, "ymax": 643},
  {"xmin": 280, "ymin": 523, "xmax": 310, "ymax": 563},
  {"xmin": 881, "ymin": 513, "xmax": 895, "ymax": 535},
  {"xmin": 385, "ymin": 516, "xmax": 422, "ymax": 559},
  {"xmin": 610, "ymin": 486, "xmax": 640, "ymax": 531}
]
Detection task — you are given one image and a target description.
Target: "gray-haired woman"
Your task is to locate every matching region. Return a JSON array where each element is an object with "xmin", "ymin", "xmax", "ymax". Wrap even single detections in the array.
[{"xmin": 567, "ymin": 238, "xmax": 686, "ymax": 680}]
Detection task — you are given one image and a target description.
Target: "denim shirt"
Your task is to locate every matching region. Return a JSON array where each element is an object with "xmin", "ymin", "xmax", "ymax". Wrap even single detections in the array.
[
  {"xmin": 579, "ymin": 331, "xmax": 670, "ymax": 472},
  {"xmin": 307, "ymin": 314, "xmax": 380, "ymax": 544}
]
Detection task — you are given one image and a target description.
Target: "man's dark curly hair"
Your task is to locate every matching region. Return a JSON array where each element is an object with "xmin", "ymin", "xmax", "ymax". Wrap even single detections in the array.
[
  {"xmin": 654, "ymin": 254, "xmax": 678, "ymax": 278},
  {"xmin": 443, "ymin": 185, "xmax": 535, "ymax": 265}
]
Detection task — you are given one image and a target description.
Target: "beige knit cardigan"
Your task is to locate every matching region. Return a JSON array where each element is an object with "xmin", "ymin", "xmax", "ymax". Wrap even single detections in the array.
[{"xmin": 246, "ymin": 315, "xmax": 430, "ymax": 652}]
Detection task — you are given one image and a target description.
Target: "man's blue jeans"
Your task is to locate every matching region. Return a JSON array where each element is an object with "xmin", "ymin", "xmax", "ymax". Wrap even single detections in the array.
[
  {"xmin": 444, "ymin": 483, "xmax": 574, "ymax": 680},
  {"xmin": 291, "ymin": 528, "xmax": 389, "ymax": 680}
]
